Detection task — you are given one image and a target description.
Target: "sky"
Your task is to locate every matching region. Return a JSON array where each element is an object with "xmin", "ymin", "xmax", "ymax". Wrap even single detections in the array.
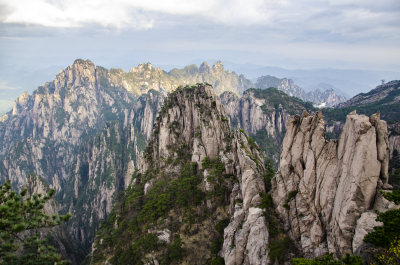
[{"xmin": 0, "ymin": 0, "xmax": 400, "ymax": 113}]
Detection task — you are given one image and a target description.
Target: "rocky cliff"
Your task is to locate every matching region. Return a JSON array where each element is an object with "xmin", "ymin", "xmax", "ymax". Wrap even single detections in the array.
[
  {"xmin": 90, "ymin": 84, "xmax": 270, "ymax": 265},
  {"xmin": 323, "ymin": 80, "xmax": 400, "ymax": 185},
  {"xmin": 271, "ymin": 110, "xmax": 393, "ymax": 258},
  {"xmin": 0, "ymin": 59, "xmax": 159, "ymax": 262},
  {"xmin": 220, "ymin": 88, "xmax": 315, "ymax": 162}
]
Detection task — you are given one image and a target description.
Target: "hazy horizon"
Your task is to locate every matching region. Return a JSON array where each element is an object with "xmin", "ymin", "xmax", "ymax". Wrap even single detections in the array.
[{"xmin": 1, "ymin": 0, "xmax": 400, "ymax": 113}]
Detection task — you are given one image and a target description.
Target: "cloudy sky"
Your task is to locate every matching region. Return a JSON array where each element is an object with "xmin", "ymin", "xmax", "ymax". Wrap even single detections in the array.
[{"xmin": 0, "ymin": 0, "xmax": 400, "ymax": 113}]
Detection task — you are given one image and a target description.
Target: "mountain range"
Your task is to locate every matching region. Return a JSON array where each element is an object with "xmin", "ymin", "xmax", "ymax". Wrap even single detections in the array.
[
  {"xmin": 0, "ymin": 59, "xmax": 399, "ymax": 264},
  {"xmin": 0, "ymin": 59, "xmax": 347, "ymax": 116}
]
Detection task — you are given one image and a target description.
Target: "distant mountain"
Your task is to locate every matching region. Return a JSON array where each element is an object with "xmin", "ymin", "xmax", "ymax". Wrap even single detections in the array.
[
  {"xmin": 255, "ymin": 75, "xmax": 346, "ymax": 107},
  {"xmin": 307, "ymin": 88, "xmax": 346, "ymax": 108},
  {"xmin": 255, "ymin": 75, "xmax": 306, "ymax": 100},
  {"xmin": 324, "ymin": 80, "xmax": 400, "ymax": 123},
  {"xmin": 224, "ymin": 62, "xmax": 399, "ymax": 97},
  {"xmin": 101, "ymin": 60, "xmax": 252, "ymax": 96},
  {"xmin": 337, "ymin": 80, "xmax": 400, "ymax": 109}
]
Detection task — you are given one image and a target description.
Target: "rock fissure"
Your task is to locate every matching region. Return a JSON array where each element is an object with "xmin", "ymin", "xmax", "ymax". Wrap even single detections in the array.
[{"xmin": 272, "ymin": 110, "xmax": 393, "ymax": 258}]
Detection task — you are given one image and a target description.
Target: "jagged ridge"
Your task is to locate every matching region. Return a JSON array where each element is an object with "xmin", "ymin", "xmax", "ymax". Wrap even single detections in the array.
[
  {"xmin": 271, "ymin": 110, "xmax": 393, "ymax": 259},
  {"xmin": 90, "ymin": 84, "xmax": 269, "ymax": 265}
]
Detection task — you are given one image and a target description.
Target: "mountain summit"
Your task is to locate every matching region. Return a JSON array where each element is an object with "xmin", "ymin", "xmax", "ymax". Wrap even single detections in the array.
[{"xmin": 90, "ymin": 84, "xmax": 270, "ymax": 264}]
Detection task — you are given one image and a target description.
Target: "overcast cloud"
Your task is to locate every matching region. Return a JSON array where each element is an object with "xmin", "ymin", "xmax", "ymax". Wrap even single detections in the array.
[
  {"xmin": 0, "ymin": 0, "xmax": 399, "ymax": 113},
  {"xmin": 2, "ymin": 0, "xmax": 400, "ymax": 38}
]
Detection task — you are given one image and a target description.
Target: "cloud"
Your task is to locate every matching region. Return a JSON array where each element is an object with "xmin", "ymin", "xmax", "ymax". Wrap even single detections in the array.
[
  {"xmin": 0, "ymin": 80, "xmax": 17, "ymax": 91},
  {"xmin": 0, "ymin": 0, "xmax": 288, "ymax": 28},
  {"xmin": 1, "ymin": 0, "xmax": 399, "ymax": 43},
  {"xmin": 1, "ymin": 0, "xmax": 155, "ymax": 29},
  {"xmin": 0, "ymin": 100, "xmax": 13, "ymax": 115}
]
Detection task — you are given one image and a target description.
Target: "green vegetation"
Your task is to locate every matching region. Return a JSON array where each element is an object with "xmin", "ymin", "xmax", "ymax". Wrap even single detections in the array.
[
  {"xmin": 263, "ymin": 159, "xmax": 275, "ymax": 192},
  {"xmin": 375, "ymin": 239, "xmax": 400, "ymax": 265},
  {"xmin": 258, "ymin": 159, "xmax": 298, "ymax": 263},
  {"xmin": 288, "ymin": 190, "xmax": 298, "ymax": 199},
  {"xmin": 259, "ymin": 193, "xmax": 273, "ymax": 209},
  {"xmin": 249, "ymin": 88, "xmax": 315, "ymax": 116},
  {"xmin": 323, "ymin": 88, "xmax": 400, "ymax": 123},
  {"xmin": 259, "ymin": 160, "xmax": 275, "ymax": 209},
  {"xmin": 209, "ymin": 219, "xmax": 229, "ymax": 264},
  {"xmin": 364, "ymin": 189, "xmax": 400, "ymax": 248},
  {"xmin": 251, "ymin": 129, "xmax": 281, "ymax": 164},
  {"xmin": 283, "ymin": 190, "xmax": 298, "ymax": 209},
  {"xmin": 202, "ymin": 156, "xmax": 230, "ymax": 203},
  {"xmin": 0, "ymin": 180, "xmax": 71, "ymax": 264},
  {"xmin": 360, "ymin": 185, "xmax": 400, "ymax": 264},
  {"xmin": 389, "ymin": 149, "xmax": 400, "ymax": 186},
  {"xmin": 92, "ymin": 147, "xmax": 229, "ymax": 264},
  {"xmin": 291, "ymin": 253, "xmax": 363, "ymax": 265},
  {"xmin": 269, "ymin": 236, "xmax": 297, "ymax": 263},
  {"xmin": 138, "ymin": 163, "xmax": 204, "ymax": 224}
]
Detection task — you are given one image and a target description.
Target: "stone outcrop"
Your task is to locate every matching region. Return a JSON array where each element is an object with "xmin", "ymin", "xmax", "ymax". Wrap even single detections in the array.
[
  {"xmin": 271, "ymin": 110, "xmax": 391, "ymax": 258},
  {"xmin": 91, "ymin": 84, "xmax": 269, "ymax": 265}
]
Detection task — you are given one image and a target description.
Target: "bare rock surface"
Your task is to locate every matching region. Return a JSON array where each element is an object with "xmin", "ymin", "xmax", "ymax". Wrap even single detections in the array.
[
  {"xmin": 91, "ymin": 84, "xmax": 269, "ymax": 265},
  {"xmin": 271, "ymin": 110, "xmax": 391, "ymax": 258}
]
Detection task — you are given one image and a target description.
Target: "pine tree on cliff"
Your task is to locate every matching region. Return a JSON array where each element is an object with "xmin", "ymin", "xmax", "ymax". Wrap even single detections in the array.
[
  {"xmin": 364, "ymin": 188, "xmax": 400, "ymax": 264},
  {"xmin": 0, "ymin": 180, "xmax": 71, "ymax": 264}
]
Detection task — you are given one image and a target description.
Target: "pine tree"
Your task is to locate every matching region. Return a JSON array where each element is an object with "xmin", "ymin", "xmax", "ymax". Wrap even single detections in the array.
[{"xmin": 0, "ymin": 180, "xmax": 71, "ymax": 264}]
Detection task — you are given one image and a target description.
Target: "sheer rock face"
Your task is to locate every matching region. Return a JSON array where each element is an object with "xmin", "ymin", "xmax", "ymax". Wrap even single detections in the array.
[
  {"xmin": 94, "ymin": 84, "xmax": 269, "ymax": 265},
  {"xmin": 0, "ymin": 59, "xmax": 159, "ymax": 262},
  {"xmin": 220, "ymin": 89, "xmax": 311, "ymax": 163},
  {"xmin": 220, "ymin": 90, "xmax": 288, "ymax": 138},
  {"xmin": 221, "ymin": 130, "xmax": 269, "ymax": 265},
  {"xmin": 271, "ymin": 110, "xmax": 390, "ymax": 258},
  {"xmin": 143, "ymin": 85, "xmax": 269, "ymax": 265}
]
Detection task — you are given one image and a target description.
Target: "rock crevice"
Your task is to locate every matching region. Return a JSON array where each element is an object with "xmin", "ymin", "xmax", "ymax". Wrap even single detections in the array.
[{"xmin": 271, "ymin": 110, "xmax": 390, "ymax": 258}]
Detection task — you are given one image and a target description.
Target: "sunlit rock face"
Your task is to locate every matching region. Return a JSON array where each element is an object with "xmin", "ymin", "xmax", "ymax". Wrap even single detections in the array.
[
  {"xmin": 271, "ymin": 110, "xmax": 391, "ymax": 258},
  {"xmin": 91, "ymin": 84, "xmax": 270, "ymax": 265}
]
